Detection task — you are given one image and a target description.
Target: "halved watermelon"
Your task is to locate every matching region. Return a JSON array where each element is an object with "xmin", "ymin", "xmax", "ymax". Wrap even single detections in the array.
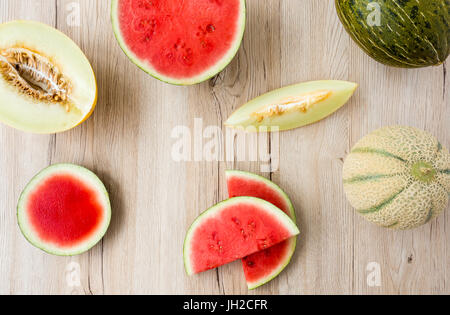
[
  {"xmin": 17, "ymin": 164, "xmax": 111, "ymax": 256},
  {"xmin": 184, "ymin": 197, "xmax": 299, "ymax": 275},
  {"xmin": 226, "ymin": 170, "xmax": 297, "ymax": 289},
  {"xmin": 111, "ymin": 0, "xmax": 246, "ymax": 85}
]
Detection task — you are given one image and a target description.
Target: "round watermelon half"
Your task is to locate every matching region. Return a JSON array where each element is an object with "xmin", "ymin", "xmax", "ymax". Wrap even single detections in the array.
[
  {"xmin": 184, "ymin": 196, "xmax": 299, "ymax": 276},
  {"xmin": 226, "ymin": 170, "xmax": 297, "ymax": 289},
  {"xmin": 17, "ymin": 164, "xmax": 111, "ymax": 256},
  {"xmin": 111, "ymin": 0, "xmax": 246, "ymax": 85}
]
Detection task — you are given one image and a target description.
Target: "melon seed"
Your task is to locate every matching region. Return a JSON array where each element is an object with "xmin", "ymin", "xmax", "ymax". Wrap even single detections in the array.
[
  {"xmin": 251, "ymin": 90, "xmax": 332, "ymax": 122},
  {"xmin": 206, "ymin": 24, "xmax": 216, "ymax": 33},
  {"xmin": 257, "ymin": 238, "xmax": 268, "ymax": 250},
  {"xmin": 231, "ymin": 217, "xmax": 241, "ymax": 225},
  {"xmin": 245, "ymin": 260, "xmax": 255, "ymax": 267},
  {"xmin": 0, "ymin": 48, "xmax": 71, "ymax": 110}
]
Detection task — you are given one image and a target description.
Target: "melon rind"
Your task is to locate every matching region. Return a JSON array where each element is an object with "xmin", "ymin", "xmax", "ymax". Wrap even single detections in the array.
[
  {"xmin": 110, "ymin": 0, "xmax": 246, "ymax": 86},
  {"xmin": 17, "ymin": 164, "xmax": 111, "ymax": 256},
  {"xmin": 225, "ymin": 80, "xmax": 357, "ymax": 131},
  {"xmin": 183, "ymin": 196, "xmax": 300, "ymax": 276},
  {"xmin": 335, "ymin": 0, "xmax": 449, "ymax": 68},
  {"xmin": 0, "ymin": 20, "xmax": 98, "ymax": 134},
  {"xmin": 343, "ymin": 126, "xmax": 450, "ymax": 230},
  {"xmin": 225, "ymin": 170, "xmax": 297, "ymax": 289}
]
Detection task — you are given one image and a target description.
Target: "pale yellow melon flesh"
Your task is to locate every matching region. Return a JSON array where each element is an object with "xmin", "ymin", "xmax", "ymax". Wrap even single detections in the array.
[
  {"xmin": 225, "ymin": 80, "xmax": 357, "ymax": 131},
  {"xmin": 343, "ymin": 126, "xmax": 450, "ymax": 230},
  {"xmin": 0, "ymin": 21, "xmax": 97, "ymax": 134}
]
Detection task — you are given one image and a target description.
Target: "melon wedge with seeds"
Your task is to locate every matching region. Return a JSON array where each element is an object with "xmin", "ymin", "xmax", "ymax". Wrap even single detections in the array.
[
  {"xmin": 0, "ymin": 20, "xmax": 97, "ymax": 134},
  {"xmin": 17, "ymin": 164, "xmax": 111, "ymax": 256},
  {"xmin": 225, "ymin": 80, "xmax": 357, "ymax": 131},
  {"xmin": 111, "ymin": 0, "xmax": 246, "ymax": 85},
  {"xmin": 184, "ymin": 197, "xmax": 299, "ymax": 276},
  {"xmin": 226, "ymin": 170, "xmax": 297, "ymax": 289}
]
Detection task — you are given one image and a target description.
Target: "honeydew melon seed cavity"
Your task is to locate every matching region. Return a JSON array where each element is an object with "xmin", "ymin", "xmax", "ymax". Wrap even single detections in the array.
[
  {"xmin": 343, "ymin": 126, "xmax": 450, "ymax": 230},
  {"xmin": 225, "ymin": 80, "xmax": 357, "ymax": 131},
  {"xmin": 17, "ymin": 164, "xmax": 111, "ymax": 256},
  {"xmin": 183, "ymin": 197, "xmax": 299, "ymax": 276},
  {"xmin": 111, "ymin": 0, "xmax": 246, "ymax": 85},
  {"xmin": 0, "ymin": 20, "xmax": 97, "ymax": 134}
]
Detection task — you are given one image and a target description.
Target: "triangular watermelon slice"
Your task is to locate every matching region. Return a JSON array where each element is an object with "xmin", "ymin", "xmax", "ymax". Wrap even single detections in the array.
[
  {"xmin": 184, "ymin": 197, "xmax": 299, "ymax": 276},
  {"xmin": 226, "ymin": 170, "xmax": 297, "ymax": 289}
]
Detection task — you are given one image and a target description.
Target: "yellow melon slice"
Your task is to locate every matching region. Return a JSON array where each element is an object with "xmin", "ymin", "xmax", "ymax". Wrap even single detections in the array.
[{"xmin": 0, "ymin": 20, "xmax": 97, "ymax": 134}]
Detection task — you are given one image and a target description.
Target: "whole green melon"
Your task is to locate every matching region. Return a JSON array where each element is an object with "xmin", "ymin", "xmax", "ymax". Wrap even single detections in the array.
[
  {"xmin": 343, "ymin": 126, "xmax": 450, "ymax": 230},
  {"xmin": 335, "ymin": 0, "xmax": 450, "ymax": 68}
]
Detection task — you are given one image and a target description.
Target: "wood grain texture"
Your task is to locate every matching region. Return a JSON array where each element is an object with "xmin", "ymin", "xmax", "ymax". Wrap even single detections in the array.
[{"xmin": 0, "ymin": 0, "xmax": 448, "ymax": 295}]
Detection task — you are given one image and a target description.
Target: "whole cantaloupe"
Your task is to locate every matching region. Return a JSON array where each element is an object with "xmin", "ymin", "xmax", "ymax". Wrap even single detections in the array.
[{"xmin": 343, "ymin": 126, "xmax": 450, "ymax": 230}]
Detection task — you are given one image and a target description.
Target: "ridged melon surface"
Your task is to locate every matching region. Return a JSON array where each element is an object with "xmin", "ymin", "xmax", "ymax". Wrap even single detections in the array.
[{"xmin": 343, "ymin": 126, "xmax": 450, "ymax": 230}]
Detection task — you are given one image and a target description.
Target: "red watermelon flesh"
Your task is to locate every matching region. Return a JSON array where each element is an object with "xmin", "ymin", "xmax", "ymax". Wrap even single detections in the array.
[
  {"xmin": 226, "ymin": 170, "xmax": 297, "ymax": 289},
  {"xmin": 113, "ymin": 0, "xmax": 245, "ymax": 83},
  {"xmin": 17, "ymin": 164, "xmax": 111, "ymax": 256},
  {"xmin": 27, "ymin": 174, "xmax": 104, "ymax": 247},
  {"xmin": 184, "ymin": 197, "xmax": 299, "ymax": 275}
]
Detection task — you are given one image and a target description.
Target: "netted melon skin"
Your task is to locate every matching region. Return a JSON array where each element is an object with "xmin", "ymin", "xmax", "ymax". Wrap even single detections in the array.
[{"xmin": 343, "ymin": 126, "xmax": 450, "ymax": 230}]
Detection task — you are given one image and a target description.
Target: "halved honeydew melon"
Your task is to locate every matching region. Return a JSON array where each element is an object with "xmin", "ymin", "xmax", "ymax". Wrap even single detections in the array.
[
  {"xmin": 225, "ymin": 80, "xmax": 357, "ymax": 131},
  {"xmin": 0, "ymin": 20, "xmax": 97, "ymax": 134}
]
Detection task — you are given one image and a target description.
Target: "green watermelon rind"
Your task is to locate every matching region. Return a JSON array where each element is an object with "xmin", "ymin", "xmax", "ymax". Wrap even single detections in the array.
[
  {"xmin": 110, "ymin": 0, "xmax": 247, "ymax": 85},
  {"xmin": 17, "ymin": 164, "xmax": 111, "ymax": 256},
  {"xmin": 183, "ymin": 196, "xmax": 299, "ymax": 276},
  {"xmin": 225, "ymin": 170, "xmax": 297, "ymax": 290}
]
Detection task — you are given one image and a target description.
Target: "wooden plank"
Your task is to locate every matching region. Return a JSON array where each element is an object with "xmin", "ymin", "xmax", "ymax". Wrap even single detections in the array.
[
  {"xmin": 0, "ymin": 0, "xmax": 59, "ymax": 295},
  {"xmin": 277, "ymin": 0, "xmax": 353, "ymax": 295}
]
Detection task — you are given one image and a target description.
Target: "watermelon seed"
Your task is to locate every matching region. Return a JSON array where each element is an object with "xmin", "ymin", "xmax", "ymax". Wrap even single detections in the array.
[
  {"xmin": 136, "ymin": 0, "xmax": 154, "ymax": 10},
  {"xmin": 246, "ymin": 260, "xmax": 255, "ymax": 268},
  {"xmin": 165, "ymin": 53, "xmax": 175, "ymax": 63},
  {"xmin": 206, "ymin": 24, "xmax": 216, "ymax": 33},
  {"xmin": 144, "ymin": 34, "xmax": 153, "ymax": 42},
  {"xmin": 231, "ymin": 217, "xmax": 241, "ymax": 225},
  {"xmin": 197, "ymin": 26, "xmax": 207, "ymax": 36},
  {"xmin": 200, "ymin": 41, "xmax": 214, "ymax": 52},
  {"xmin": 257, "ymin": 238, "xmax": 268, "ymax": 250},
  {"xmin": 174, "ymin": 38, "xmax": 182, "ymax": 50}
]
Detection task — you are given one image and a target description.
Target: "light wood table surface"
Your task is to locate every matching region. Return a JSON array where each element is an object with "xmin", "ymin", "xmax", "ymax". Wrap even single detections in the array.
[{"xmin": 0, "ymin": 0, "xmax": 448, "ymax": 295}]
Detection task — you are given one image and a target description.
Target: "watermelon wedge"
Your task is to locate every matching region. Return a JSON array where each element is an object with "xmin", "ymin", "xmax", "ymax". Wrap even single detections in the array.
[
  {"xmin": 184, "ymin": 197, "xmax": 299, "ymax": 276},
  {"xmin": 111, "ymin": 0, "xmax": 246, "ymax": 85},
  {"xmin": 17, "ymin": 164, "xmax": 111, "ymax": 256},
  {"xmin": 226, "ymin": 170, "xmax": 297, "ymax": 289}
]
